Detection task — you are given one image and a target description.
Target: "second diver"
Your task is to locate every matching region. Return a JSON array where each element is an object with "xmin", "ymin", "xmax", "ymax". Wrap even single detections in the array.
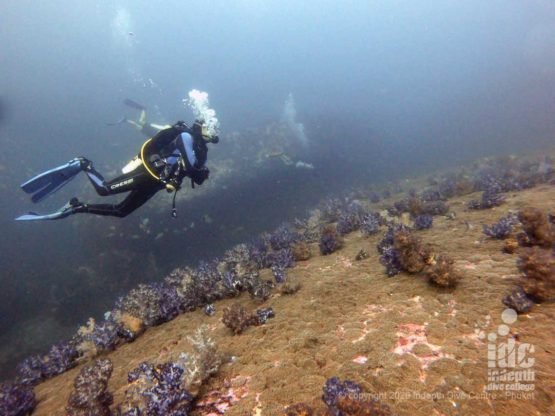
[{"xmin": 17, "ymin": 121, "xmax": 219, "ymax": 220}]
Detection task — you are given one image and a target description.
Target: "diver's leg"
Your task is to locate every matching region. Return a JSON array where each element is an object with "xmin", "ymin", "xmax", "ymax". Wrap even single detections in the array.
[
  {"xmin": 83, "ymin": 163, "xmax": 154, "ymax": 196},
  {"xmin": 138, "ymin": 109, "xmax": 147, "ymax": 125},
  {"xmin": 125, "ymin": 119, "xmax": 142, "ymax": 130},
  {"xmin": 75, "ymin": 185, "xmax": 160, "ymax": 218}
]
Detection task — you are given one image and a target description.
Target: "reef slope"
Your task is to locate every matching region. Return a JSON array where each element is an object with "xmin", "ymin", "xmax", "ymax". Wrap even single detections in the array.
[{"xmin": 33, "ymin": 185, "xmax": 555, "ymax": 415}]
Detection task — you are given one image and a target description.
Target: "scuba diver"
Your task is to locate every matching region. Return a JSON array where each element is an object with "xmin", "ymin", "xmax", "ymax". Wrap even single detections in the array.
[
  {"xmin": 108, "ymin": 99, "xmax": 171, "ymax": 138},
  {"xmin": 16, "ymin": 121, "xmax": 219, "ymax": 221}
]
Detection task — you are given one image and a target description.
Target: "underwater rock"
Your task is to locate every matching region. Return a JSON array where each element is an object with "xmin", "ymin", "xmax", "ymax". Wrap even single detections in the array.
[
  {"xmin": 66, "ymin": 358, "xmax": 113, "ymax": 416},
  {"xmin": 319, "ymin": 225, "xmax": 343, "ymax": 255},
  {"xmin": 517, "ymin": 207, "xmax": 555, "ymax": 248},
  {"xmin": 355, "ymin": 249, "xmax": 369, "ymax": 261},
  {"xmin": 517, "ymin": 247, "xmax": 555, "ymax": 302},
  {"xmin": 503, "ymin": 286, "xmax": 535, "ymax": 314},
  {"xmin": 204, "ymin": 304, "xmax": 216, "ymax": 316},
  {"xmin": 0, "ymin": 381, "xmax": 36, "ymax": 416}
]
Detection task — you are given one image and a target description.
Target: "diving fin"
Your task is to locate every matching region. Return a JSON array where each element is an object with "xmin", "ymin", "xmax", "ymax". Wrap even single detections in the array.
[
  {"xmin": 123, "ymin": 99, "xmax": 146, "ymax": 111},
  {"xmin": 15, "ymin": 199, "xmax": 81, "ymax": 221},
  {"xmin": 21, "ymin": 158, "xmax": 84, "ymax": 203},
  {"xmin": 106, "ymin": 116, "xmax": 127, "ymax": 126}
]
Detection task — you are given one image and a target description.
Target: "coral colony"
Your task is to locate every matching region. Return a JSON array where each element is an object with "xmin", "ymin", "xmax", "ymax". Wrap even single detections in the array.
[{"xmin": 2, "ymin": 154, "xmax": 555, "ymax": 414}]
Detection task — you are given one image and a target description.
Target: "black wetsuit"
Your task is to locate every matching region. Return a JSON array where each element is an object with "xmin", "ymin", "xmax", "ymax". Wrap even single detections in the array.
[{"xmin": 77, "ymin": 123, "xmax": 209, "ymax": 217}]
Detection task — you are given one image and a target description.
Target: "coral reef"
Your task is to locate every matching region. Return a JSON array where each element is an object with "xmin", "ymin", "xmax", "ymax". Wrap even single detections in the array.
[
  {"xmin": 377, "ymin": 225, "xmax": 411, "ymax": 277},
  {"xmin": 0, "ymin": 381, "xmax": 36, "ymax": 416},
  {"xmin": 247, "ymin": 277, "xmax": 274, "ymax": 302},
  {"xmin": 517, "ymin": 247, "xmax": 555, "ymax": 301},
  {"xmin": 482, "ymin": 214, "xmax": 518, "ymax": 239},
  {"xmin": 66, "ymin": 358, "xmax": 113, "ymax": 416},
  {"xmin": 270, "ymin": 223, "xmax": 302, "ymax": 251},
  {"xmin": 321, "ymin": 377, "xmax": 393, "ymax": 416},
  {"xmin": 222, "ymin": 304, "xmax": 274, "ymax": 335},
  {"xmin": 319, "ymin": 225, "xmax": 344, "ymax": 255},
  {"xmin": 268, "ymin": 248, "xmax": 295, "ymax": 283},
  {"xmin": 424, "ymin": 254, "xmax": 462, "ymax": 288},
  {"xmin": 517, "ymin": 207, "xmax": 555, "ymax": 248},
  {"xmin": 182, "ymin": 326, "xmax": 224, "ymax": 396},
  {"xmin": 377, "ymin": 227, "xmax": 461, "ymax": 287},
  {"xmin": 413, "ymin": 214, "xmax": 433, "ymax": 230},
  {"xmin": 360, "ymin": 213, "xmax": 381, "ymax": 236},
  {"xmin": 118, "ymin": 361, "xmax": 193, "ymax": 415},
  {"xmin": 16, "ymin": 341, "xmax": 78, "ymax": 386},
  {"xmin": 291, "ymin": 241, "xmax": 312, "ymax": 261},
  {"xmin": 336, "ymin": 395, "xmax": 393, "ymax": 416},
  {"xmin": 393, "ymin": 230, "xmax": 433, "ymax": 274},
  {"xmin": 503, "ymin": 286, "xmax": 535, "ymax": 314},
  {"xmin": 503, "ymin": 238, "xmax": 519, "ymax": 254},
  {"xmin": 322, "ymin": 377, "xmax": 362, "ymax": 411},
  {"xmin": 337, "ymin": 202, "xmax": 366, "ymax": 235},
  {"xmin": 284, "ymin": 402, "xmax": 317, "ymax": 415},
  {"xmin": 468, "ymin": 189, "xmax": 505, "ymax": 210}
]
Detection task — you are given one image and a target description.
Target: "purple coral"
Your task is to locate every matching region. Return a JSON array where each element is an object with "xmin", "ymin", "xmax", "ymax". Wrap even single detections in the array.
[
  {"xmin": 123, "ymin": 361, "xmax": 193, "ymax": 416},
  {"xmin": 322, "ymin": 377, "xmax": 363, "ymax": 415},
  {"xmin": 0, "ymin": 382, "xmax": 36, "ymax": 416},
  {"xmin": 368, "ymin": 191, "xmax": 381, "ymax": 203},
  {"xmin": 468, "ymin": 189, "xmax": 505, "ymax": 210},
  {"xmin": 377, "ymin": 225, "xmax": 410, "ymax": 277},
  {"xmin": 503, "ymin": 287, "xmax": 534, "ymax": 314},
  {"xmin": 269, "ymin": 223, "xmax": 301, "ymax": 250},
  {"xmin": 483, "ymin": 214, "xmax": 518, "ymax": 239},
  {"xmin": 256, "ymin": 307, "xmax": 275, "ymax": 324},
  {"xmin": 42, "ymin": 341, "xmax": 78, "ymax": 378},
  {"xmin": 16, "ymin": 355, "xmax": 46, "ymax": 386},
  {"xmin": 319, "ymin": 227, "xmax": 342, "ymax": 255},
  {"xmin": 16, "ymin": 341, "xmax": 78, "ymax": 386},
  {"xmin": 336, "ymin": 202, "xmax": 366, "ymax": 235},
  {"xmin": 319, "ymin": 198, "xmax": 343, "ymax": 222},
  {"xmin": 360, "ymin": 212, "xmax": 381, "ymax": 236},
  {"xmin": 246, "ymin": 238, "xmax": 270, "ymax": 270},
  {"xmin": 267, "ymin": 248, "xmax": 294, "ymax": 283},
  {"xmin": 414, "ymin": 214, "xmax": 433, "ymax": 230},
  {"xmin": 379, "ymin": 246, "xmax": 402, "ymax": 277},
  {"xmin": 66, "ymin": 358, "xmax": 113, "ymax": 416}
]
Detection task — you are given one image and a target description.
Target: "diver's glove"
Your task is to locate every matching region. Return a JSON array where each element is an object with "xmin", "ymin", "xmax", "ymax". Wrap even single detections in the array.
[{"xmin": 190, "ymin": 166, "xmax": 209, "ymax": 186}]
